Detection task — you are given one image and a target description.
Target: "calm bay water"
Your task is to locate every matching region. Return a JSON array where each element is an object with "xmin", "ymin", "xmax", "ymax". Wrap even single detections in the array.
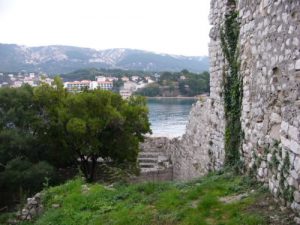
[{"xmin": 147, "ymin": 98, "xmax": 197, "ymax": 138}]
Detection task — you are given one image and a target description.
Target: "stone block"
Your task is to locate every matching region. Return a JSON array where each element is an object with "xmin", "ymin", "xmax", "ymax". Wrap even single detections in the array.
[
  {"xmin": 291, "ymin": 140, "xmax": 300, "ymax": 155},
  {"xmin": 289, "ymin": 125, "xmax": 299, "ymax": 141},
  {"xmin": 281, "ymin": 136, "xmax": 291, "ymax": 149},
  {"xmin": 294, "ymin": 191, "xmax": 300, "ymax": 203},
  {"xmin": 270, "ymin": 113, "xmax": 281, "ymax": 124},
  {"xmin": 296, "ymin": 59, "xmax": 300, "ymax": 71},
  {"xmin": 267, "ymin": 153, "xmax": 272, "ymax": 162},
  {"xmin": 291, "ymin": 170, "xmax": 300, "ymax": 180},
  {"xmin": 294, "ymin": 217, "xmax": 300, "ymax": 225},
  {"xmin": 295, "ymin": 157, "xmax": 300, "ymax": 173},
  {"xmin": 291, "ymin": 202, "xmax": 300, "ymax": 211},
  {"xmin": 261, "ymin": 161, "xmax": 267, "ymax": 168},
  {"xmin": 258, "ymin": 168, "xmax": 264, "ymax": 177},
  {"xmin": 281, "ymin": 121, "xmax": 289, "ymax": 133}
]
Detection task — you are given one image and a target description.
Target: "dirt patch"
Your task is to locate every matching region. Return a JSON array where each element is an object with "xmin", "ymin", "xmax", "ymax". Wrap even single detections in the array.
[
  {"xmin": 245, "ymin": 192, "xmax": 296, "ymax": 225},
  {"xmin": 219, "ymin": 193, "xmax": 249, "ymax": 204}
]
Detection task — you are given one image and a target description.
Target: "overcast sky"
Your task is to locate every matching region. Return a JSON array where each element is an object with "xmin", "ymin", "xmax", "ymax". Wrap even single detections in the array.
[{"xmin": 0, "ymin": 0, "xmax": 210, "ymax": 56}]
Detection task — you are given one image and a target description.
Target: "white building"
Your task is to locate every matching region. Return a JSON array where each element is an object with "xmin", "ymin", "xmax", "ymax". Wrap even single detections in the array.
[
  {"xmin": 11, "ymin": 81, "xmax": 23, "ymax": 88},
  {"xmin": 121, "ymin": 76, "xmax": 129, "ymax": 82},
  {"xmin": 131, "ymin": 76, "xmax": 139, "ymax": 82},
  {"xmin": 64, "ymin": 80, "xmax": 91, "ymax": 92},
  {"xmin": 64, "ymin": 77, "xmax": 113, "ymax": 92},
  {"xmin": 123, "ymin": 81, "xmax": 137, "ymax": 91},
  {"xmin": 97, "ymin": 81, "xmax": 113, "ymax": 90},
  {"xmin": 96, "ymin": 76, "xmax": 106, "ymax": 82}
]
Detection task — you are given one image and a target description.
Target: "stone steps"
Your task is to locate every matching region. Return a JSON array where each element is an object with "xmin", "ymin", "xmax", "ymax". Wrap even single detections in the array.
[
  {"xmin": 139, "ymin": 162, "xmax": 156, "ymax": 168},
  {"xmin": 138, "ymin": 158, "xmax": 157, "ymax": 163},
  {"xmin": 139, "ymin": 152, "xmax": 160, "ymax": 158},
  {"xmin": 138, "ymin": 152, "xmax": 160, "ymax": 171},
  {"xmin": 137, "ymin": 151, "xmax": 172, "ymax": 174}
]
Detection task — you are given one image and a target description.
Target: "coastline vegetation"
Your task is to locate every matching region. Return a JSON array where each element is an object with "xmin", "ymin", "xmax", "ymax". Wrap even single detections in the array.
[
  {"xmin": 136, "ymin": 70, "xmax": 209, "ymax": 97},
  {"xmin": 0, "ymin": 78, "xmax": 150, "ymax": 209}
]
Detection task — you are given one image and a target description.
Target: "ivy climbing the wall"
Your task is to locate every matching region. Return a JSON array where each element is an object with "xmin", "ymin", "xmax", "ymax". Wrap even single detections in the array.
[{"xmin": 220, "ymin": 2, "xmax": 243, "ymax": 169}]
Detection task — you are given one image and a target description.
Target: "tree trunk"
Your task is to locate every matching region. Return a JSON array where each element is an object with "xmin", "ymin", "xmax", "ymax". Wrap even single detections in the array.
[{"xmin": 88, "ymin": 155, "xmax": 97, "ymax": 182}]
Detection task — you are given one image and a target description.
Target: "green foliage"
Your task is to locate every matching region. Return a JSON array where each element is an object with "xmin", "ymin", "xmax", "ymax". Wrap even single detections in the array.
[
  {"xmin": 18, "ymin": 172, "xmax": 279, "ymax": 225},
  {"xmin": 0, "ymin": 158, "xmax": 55, "ymax": 192},
  {"xmin": 269, "ymin": 150, "xmax": 280, "ymax": 171},
  {"xmin": 220, "ymin": 7, "xmax": 242, "ymax": 169},
  {"xmin": 0, "ymin": 80, "xmax": 151, "ymax": 207},
  {"xmin": 34, "ymin": 86, "xmax": 151, "ymax": 182},
  {"xmin": 137, "ymin": 70, "xmax": 209, "ymax": 97},
  {"xmin": 135, "ymin": 83, "xmax": 161, "ymax": 97}
]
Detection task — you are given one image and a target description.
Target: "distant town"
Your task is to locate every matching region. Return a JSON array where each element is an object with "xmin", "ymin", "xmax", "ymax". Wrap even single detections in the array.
[{"xmin": 0, "ymin": 72, "xmax": 156, "ymax": 99}]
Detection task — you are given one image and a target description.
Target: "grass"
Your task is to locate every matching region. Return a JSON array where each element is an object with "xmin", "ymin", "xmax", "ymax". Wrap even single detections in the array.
[{"xmin": 6, "ymin": 172, "xmax": 294, "ymax": 225}]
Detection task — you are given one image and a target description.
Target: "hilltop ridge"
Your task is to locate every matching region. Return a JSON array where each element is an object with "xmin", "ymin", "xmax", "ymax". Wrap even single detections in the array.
[{"xmin": 0, "ymin": 44, "xmax": 209, "ymax": 74}]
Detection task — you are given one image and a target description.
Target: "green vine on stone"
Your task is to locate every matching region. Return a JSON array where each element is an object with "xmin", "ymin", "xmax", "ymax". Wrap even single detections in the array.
[{"xmin": 220, "ymin": 4, "xmax": 242, "ymax": 170}]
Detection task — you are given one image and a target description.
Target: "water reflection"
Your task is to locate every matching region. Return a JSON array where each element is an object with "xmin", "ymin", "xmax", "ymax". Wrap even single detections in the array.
[{"xmin": 147, "ymin": 98, "xmax": 197, "ymax": 138}]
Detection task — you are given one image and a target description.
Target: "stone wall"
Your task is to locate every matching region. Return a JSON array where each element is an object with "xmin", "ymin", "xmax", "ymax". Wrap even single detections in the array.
[
  {"xmin": 137, "ymin": 2, "xmax": 300, "ymax": 215},
  {"xmin": 238, "ymin": 0, "xmax": 300, "ymax": 210},
  {"xmin": 136, "ymin": 0, "xmax": 228, "ymax": 181},
  {"xmin": 167, "ymin": 0, "xmax": 228, "ymax": 181},
  {"xmin": 171, "ymin": 99, "xmax": 224, "ymax": 180},
  {"xmin": 167, "ymin": 0, "xmax": 300, "ymax": 212}
]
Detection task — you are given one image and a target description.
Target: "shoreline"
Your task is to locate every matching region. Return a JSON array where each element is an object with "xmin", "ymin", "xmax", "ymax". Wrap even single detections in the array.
[{"xmin": 146, "ymin": 96, "xmax": 200, "ymax": 99}]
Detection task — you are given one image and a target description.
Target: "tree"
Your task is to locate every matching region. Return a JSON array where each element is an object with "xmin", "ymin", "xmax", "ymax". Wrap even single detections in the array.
[
  {"xmin": 0, "ymin": 85, "xmax": 56, "ymax": 207},
  {"xmin": 0, "ymin": 79, "xmax": 151, "ymax": 191},
  {"xmin": 59, "ymin": 91, "xmax": 151, "ymax": 182},
  {"xmin": 135, "ymin": 83, "xmax": 161, "ymax": 97},
  {"xmin": 33, "ymin": 81, "xmax": 151, "ymax": 182}
]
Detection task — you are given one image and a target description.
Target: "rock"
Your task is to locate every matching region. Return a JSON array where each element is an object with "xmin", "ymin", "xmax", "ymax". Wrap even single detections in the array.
[
  {"xmin": 281, "ymin": 121, "xmax": 289, "ymax": 133},
  {"xmin": 219, "ymin": 193, "xmax": 249, "ymax": 204},
  {"xmin": 29, "ymin": 207, "xmax": 37, "ymax": 217},
  {"xmin": 270, "ymin": 113, "xmax": 281, "ymax": 124},
  {"xmin": 294, "ymin": 217, "xmax": 300, "ymax": 224},
  {"xmin": 294, "ymin": 157, "xmax": 300, "ymax": 173},
  {"xmin": 52, "ymin": 204, "xmax": 60, "ymax": 209},
  {"xmin": 289, "ymin": 126, "xmax": 299, "ymax": 141},
  {"xmin": 290, "ymin": 140, "xmax": 300, "ymax": 155},
  {"xmin": 82, "ymin": 184, "xmax": 90, "ymax": 194},
  {"xmin": 294, "ymin": 191, "xmax": 300, "ymax": 203},
  {"xmin": 280, "ymin": 206, "xmax": 287, "ymax": 212},
  {"xmin": 296, "ymin": 59, "xmax": 300, "ymax": 71}
]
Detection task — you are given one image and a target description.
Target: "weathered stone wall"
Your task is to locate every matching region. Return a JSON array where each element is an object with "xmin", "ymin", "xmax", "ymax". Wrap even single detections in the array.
[
  {"xmin": 238, "ymin": 0, "xmax": 300, "ymax": 210},
  {"xmin": 168, "ymin": 0, "xmax": 228, "ymax": 180},
  {"xmin": 138, "ymin": 0, "xmax": 228, "ymax": 181},
  {"xmin": 138, "ymin": 4, "xmax": 300, "ymax": 213},
  {"xmin": 172, "ymin": 99, "xmax": 224, "ymax": 180},
  {"xmin": 172, "ymin": 0, "xmax": 300, "ymax": 211}
]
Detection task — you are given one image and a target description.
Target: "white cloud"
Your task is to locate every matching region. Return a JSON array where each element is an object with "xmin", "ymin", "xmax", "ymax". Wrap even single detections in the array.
[{"xmin": 0, "ymin": 0, "xmax": 210, "ymax": 56}]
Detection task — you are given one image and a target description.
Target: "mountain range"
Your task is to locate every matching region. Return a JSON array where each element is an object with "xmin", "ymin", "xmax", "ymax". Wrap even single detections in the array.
[{"xmin": 0, "ymin": 44, "xmax": 209, "ymax": 74}]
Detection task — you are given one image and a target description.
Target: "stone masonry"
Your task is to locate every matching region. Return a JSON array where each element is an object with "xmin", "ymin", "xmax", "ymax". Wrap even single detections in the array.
[
  {"xmin": 140, "ymin": 0, "xmax": 300, "ymax": 215},
  {"xmin": 238, "ymin": 0, "xmax": 300, "ymax": 212},
  {"xmin": 178, "ymin": 0, "xmax": 300, "ymax": 214},
  {"xmin": 160, "ymin": 0, "xmax": 227, "ymax": 181},
  {"xmin": 138, "ymin": 0, "xmax": 228, "ymax": 181}
]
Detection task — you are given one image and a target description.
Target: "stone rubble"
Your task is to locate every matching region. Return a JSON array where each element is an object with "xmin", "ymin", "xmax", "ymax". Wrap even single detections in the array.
[{"xmin": 16, "ymin": 193, "xmax": 44, "ymax": 222}]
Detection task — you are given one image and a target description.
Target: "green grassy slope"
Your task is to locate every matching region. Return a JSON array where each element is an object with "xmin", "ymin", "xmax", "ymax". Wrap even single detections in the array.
[{"xmin": 13, "ymin": 172, "xmax": 295, "ymax": 225}]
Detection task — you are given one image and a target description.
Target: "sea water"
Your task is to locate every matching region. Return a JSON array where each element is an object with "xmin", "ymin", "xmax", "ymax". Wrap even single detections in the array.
[{"xmin": 147, "ymin": 98, "xmax": 197, "ymax": 138}]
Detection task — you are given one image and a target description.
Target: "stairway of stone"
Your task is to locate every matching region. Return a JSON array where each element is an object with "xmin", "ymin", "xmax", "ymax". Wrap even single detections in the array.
[{"xmin": 138, "ymin": 151, "xmax": 171, "ymax": 173}]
